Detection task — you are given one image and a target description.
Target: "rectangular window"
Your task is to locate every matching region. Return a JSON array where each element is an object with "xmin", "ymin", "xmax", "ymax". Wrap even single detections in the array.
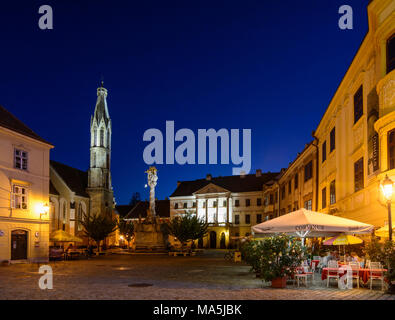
[
  {"xmin": 330, "ymin": 127, "xmax": 336, "ymax": 152},
  {"xmin": 257, "ymin": 198, "xmax": 262, "ymax": 206},
  {"xmin": 281, "ymin": 186, "xmax": 285, "ymax": 199},
  {"xmin": 288, "ymin": 180, "xmax": 292, "ymax": 194},
  {"xmin": 388, "ymin": 129, "xmax": 395, "ymax": 170},
  {"xmin": 387, "ymin": 34, "xmax": 395, "ymax": 74},
  {"xmin": 256, "ymin": 214, "xmax": 262, "ymax": 224},
  {"xmin": 304, "ymin": 161, "xmax": 313, "ymax": 182},
  {"xmin": 192, "ymin": 202, "xmax": 196, "ymax": 208},
  {"xmin": 245, "ymin": 199, "xmax": 250, "ymax": 207},
  {"xmin": 322, "ymin": 141, "xmax": 327, "ymax": 162},
  {"xmin": 14, "ymin": 149, "xmax": 28, "ymax": 170},
  {"xmin": 288, "ymin": 205, "xmax": 291, "ymax": 213},
  {"xmin": 275, "ymin": 191, "xmax": 278, "ymax": 202},
  {"xmin": 304, "ymin": 199, "xmax": 312, "ymax": 211},
  {"xmin": 269, "ymin": 194, "xmax": 274, "ymax": 205},
  {"xmin": 354, "ymin": 157, "xmax": 364, "ymax": 192},
  {"xmin": 235, "ymin": 200, "xmax": 239, "ymax": 207},
  {"xmin": 183, "ymin": 202, "xmax": 187, "ymax": 209},
  {"xmin": 213, "ymin": 201, "xmax": 217, "ymax": 208},
  {"xmin": 322, "ymin": 187, "xmax": 327, "ymax": 209},
  {"xmin": 294, "ymin": 174, "xmax": 298, "ymax": 189},
  {"xmin": 245, "ymin": 214, "xmax": 250, "ymax": 224},
  {"xmin": 354, "ymin": 86, "xmax": 363, "ymax": 124},
  {"xmin": 330, "ymin": 180, "xmax": 336, "ymax": 205},
  {"xmin": 11, "ymin": 185, "xmax": 28, "ymax": 209},
  {"xmin": 174, "ymin": 203, "xmax": 178, "ymax": 209},
  {"xmin": 234, "ymin": 215, "xmax": 240, "ymax": 224},
  {"xmin": 223, "ymin": 200, "xmax": 227, "ymax": 207}
]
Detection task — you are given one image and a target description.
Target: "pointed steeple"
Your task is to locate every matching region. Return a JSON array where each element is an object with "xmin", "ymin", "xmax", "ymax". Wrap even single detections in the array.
[{"xmin": 93, "ymin": 82, "xmax": 110, "ymax": 126}]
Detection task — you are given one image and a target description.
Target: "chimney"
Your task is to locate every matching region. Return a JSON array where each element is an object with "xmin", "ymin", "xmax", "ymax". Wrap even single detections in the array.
[
  {"xmin": 256, "ymin": 169, "xmax": 262, "ymax": 177},
  {"xmin": 177, "ymin": 181, "xmax": 181, "ymax": 187},
  {"xmin": 206, "ymin": 174, "xmax": 212, "ymax": 181}
]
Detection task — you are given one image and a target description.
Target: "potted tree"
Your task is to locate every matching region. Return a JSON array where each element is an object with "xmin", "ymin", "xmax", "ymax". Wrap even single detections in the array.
[{"xmin": 242, "ymin": 234, "xmax": 305, "ymax": 288}]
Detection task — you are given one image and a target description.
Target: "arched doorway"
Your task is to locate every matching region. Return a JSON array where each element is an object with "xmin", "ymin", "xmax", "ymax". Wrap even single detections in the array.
[
  {"xmin": 11, "ymin": 230, "xmax": 28, "ymax": 260},
  {"xmin": 220, "ymin": 232, "xmax": 226, "ymax": 249},
  {"xmin": 198, "ymin": 237, "xmax": 203, "ymax": 248},
  {"xmin": 209, "ymin": 231, "xmax": 217, "ymax": 249}
]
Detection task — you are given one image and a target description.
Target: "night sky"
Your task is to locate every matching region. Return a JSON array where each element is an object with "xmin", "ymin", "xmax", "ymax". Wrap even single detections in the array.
[{"xmin": 0, "ymin": 0, "xmax": 369, "ymax": 204}]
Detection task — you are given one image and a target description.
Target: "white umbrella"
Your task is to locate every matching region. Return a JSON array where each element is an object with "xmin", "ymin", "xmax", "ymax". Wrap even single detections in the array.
[{"xmin": 252, "ymin": 208, "xmax": 374, "ymax": 245}]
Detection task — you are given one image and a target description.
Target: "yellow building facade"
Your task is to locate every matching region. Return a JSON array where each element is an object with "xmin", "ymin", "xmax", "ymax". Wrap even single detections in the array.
[
  {"xmin": 0, "ymin": 105, "xmax": 53, "ymax": 263},
  {"xmin": 315, "ymin": 0, "xmax": 394, "ymax": 229}
]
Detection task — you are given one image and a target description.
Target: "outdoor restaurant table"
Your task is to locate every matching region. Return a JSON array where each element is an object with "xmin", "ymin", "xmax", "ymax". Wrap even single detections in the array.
[
  {"xmin": 321, "ymin": 267, "xmax": 387, "ymax": 284},
  {"xmin": 311, "ymin": 260, "xmax": 320, "ymax": 269}
]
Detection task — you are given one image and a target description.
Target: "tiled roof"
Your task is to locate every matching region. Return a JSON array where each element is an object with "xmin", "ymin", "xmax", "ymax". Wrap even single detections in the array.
[
  {"xmin": 49, "ymin": 181, "xmax": 60, "ymax": 195},
  {"xmin": 0, "ymin": 105, "xmax": 52, "ymax": 145},
  {"xmin": 115, "ymin": 205, "xmax": 134, "ymax": 217},
  {"xmin": 123, "ymin": 200, "xmax": 170, "ymax": 219},
  {"xmin": 50, "ymin": 160, "xmax": 89, "ymax": 198},
  {"xmin": 170, "ymin": 172, "xmax": 280, "ymax": 197}
]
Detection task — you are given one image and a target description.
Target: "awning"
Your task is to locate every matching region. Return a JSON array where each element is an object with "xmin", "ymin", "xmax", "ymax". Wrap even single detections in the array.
[
  {"xmin": 50, "ymin": 230, "xmax": 83, "ymax": 242},
  {"xmin": 252, "ymin": 208, "xmax": 374, "ymax": 238}
]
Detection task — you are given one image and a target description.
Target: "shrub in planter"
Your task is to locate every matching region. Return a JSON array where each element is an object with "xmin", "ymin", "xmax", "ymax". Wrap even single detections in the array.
[{"xmin": 241, "ymin": 234, "xmax": 305, "ymax": 287}]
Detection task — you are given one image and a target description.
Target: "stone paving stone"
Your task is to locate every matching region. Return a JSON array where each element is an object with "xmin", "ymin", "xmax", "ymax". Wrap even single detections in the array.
[{"xmin": 0, "ymin": 253, "xmax": 394, "ymax": 300}]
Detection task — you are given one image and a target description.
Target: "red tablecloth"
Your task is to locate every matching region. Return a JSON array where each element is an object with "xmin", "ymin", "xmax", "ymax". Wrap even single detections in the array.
[
  {"xmin": 322, "ymin": 267, "xmax": 387, "ymax": 284},
  {"xmin": 311, "ymin": 260, "xmax": 320, "ymax": 269}
]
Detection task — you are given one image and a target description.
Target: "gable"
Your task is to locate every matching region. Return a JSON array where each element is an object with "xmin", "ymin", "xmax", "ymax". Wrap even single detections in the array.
[{"xmin": 193, "ymin": 183, "xmax": 230, "ymax": 195}]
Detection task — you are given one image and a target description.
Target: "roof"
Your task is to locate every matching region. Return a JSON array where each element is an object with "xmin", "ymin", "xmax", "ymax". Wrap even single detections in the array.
[
  {"xmin": 50, "ymin": 160, "xmax": 89, "ymax": 197},
  {"xmin": 170, "ymin": 172, "xmax": 280, "ymax": 197},
  {"xmin": 0, "ymin": 105, "xmax": 52, "ymax": 145},
  {"xmin": 123, "ymin": 200, "xmax": 170, "ymax": 219},
  {"xmin": 115, "ymin": 205, "xmax": 134, "ymax": 217},
  {"xmin": 49, "ymin": 181, "xmax": 59, "ymax": 195}
]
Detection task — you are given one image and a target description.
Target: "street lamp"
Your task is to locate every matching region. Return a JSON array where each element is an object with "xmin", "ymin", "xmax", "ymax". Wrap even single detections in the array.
[{"xmin": 380, "ymin": 175, "xmax": 393, "ymax": 241}]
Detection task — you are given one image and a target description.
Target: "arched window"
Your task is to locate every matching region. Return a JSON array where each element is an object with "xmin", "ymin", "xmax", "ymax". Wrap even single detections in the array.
[
  {"xmin": 387, "ymin": 34, "xmax": 395, "ymax": 74},
  {"xmin": 62, "ymin": 202, "xmax": 66, "ymax": 231},
  {"xmin": 93, "ymin": 128, "xmax": 97, "ymax": 146},
  {"xmin": 77, "ymin": 203, "xmax": 85, "ymax": 231},
  {"xmin": 100, "ymin": 129, "xmax": 104, "ymax": 146}
]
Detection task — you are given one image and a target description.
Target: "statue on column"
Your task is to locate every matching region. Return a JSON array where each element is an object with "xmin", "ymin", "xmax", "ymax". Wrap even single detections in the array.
[{"xmin": 145, "ymin": 166, "xmax": 158, "ymax": 222}]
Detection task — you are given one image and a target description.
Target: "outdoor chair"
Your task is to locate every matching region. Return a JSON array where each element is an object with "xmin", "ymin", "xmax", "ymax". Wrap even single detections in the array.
[
  {"xmin": 327, "ymin": 260, "xmax": 340, "ymax": 287},
  {"xmin": 349, "ymin": 261, "xmax": 360, "ymax": 288},
  {"xmin": 294, "ymin": 266, "xmax": 313, "ymax": 288},
  {"xmin": 369, "ymin": 262, "xmax": 385, "ymax": 291}
]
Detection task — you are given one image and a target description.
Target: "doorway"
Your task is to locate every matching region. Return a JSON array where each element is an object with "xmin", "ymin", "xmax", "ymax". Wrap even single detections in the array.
[
  {"xmin": 209, "ymin": 231, "xmax": 217, "ymax": 249},
  {"xmin": 220, "ymin": 232, "xmax": 226, "ymax": 249},
  {"xmin": 11, "ymin": 230, "xmax": 28, "ymax": 260}
]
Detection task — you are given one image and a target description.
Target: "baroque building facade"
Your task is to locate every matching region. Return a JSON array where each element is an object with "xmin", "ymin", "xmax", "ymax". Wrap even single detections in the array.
[
  {"xmin": 0, "ymin": 105, "xmax": 53, "ymax": 262},
  {"xmin": 313, "ymin": 0, "xmax": 394, "ymax": 230},
  {"xmin": 169, "ymin": 170, "xmax": 279, "ymax": 248}
]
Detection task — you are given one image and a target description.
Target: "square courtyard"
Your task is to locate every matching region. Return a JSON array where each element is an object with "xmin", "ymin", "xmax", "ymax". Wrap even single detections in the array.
[{"xmin": 0, "ymin": 250, "xmax": 393, "ymax": 300}]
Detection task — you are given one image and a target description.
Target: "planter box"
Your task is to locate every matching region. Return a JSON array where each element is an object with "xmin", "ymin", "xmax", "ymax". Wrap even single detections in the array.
[{"xmin": 271, "ymin": 277, "xmax": 287, "ymax": 288}]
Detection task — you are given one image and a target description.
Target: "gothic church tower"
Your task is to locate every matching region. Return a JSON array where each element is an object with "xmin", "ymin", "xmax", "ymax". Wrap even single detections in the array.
[{"xmin": 87, "ymin": 82, "xmax": 114, "ymax": 217}]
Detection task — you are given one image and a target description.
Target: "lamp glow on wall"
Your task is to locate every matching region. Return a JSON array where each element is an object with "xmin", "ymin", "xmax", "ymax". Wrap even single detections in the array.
[
  {"xmin": 36, "ymin": 202, "xmax": 50, "ymax": 219},
  {"xmin": 380, "ymin": 175, "xmax": 393, "ymax": 241}
]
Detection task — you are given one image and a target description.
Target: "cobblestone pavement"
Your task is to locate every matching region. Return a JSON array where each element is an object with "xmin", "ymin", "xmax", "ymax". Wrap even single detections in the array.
[{"xmin": 0, "ymin": 251, "xmax": 393, "ymax": 300}]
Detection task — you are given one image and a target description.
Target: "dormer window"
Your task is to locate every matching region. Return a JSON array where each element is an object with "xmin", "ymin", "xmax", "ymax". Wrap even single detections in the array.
[{"xmin": 14, "ymin": 149, "xmax": 28, "ymax": 170}]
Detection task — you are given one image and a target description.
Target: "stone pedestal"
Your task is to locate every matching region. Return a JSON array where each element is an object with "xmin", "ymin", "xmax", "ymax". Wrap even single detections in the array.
[{"xmin": 134, "ymin": 219, "xmax": 167, "ymax": 252}]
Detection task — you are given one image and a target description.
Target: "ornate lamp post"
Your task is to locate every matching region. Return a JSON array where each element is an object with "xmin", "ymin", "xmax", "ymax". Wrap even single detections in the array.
[{"xmin": 380, "ymin": 175, "xmax": 393, "ymax": 241}]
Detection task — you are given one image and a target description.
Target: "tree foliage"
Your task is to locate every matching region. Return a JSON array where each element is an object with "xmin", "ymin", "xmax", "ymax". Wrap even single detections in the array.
[
  {"xmin": 165, "ymin": 212, "xmax": 208, "ymax": 249},
  {"xmin": 241, "ymin": 234, "xmax": 306, "ymax": 282},
  {"xmin": 81, "ymin": 213, "xmax": 118, "ymax": 252},
  {"xmin": 118, "ymin": 219, "xmax": 134, "ymax": 247},
  {"xmin": 129, "ymin": 192, "xmax": 141, "ymax": 206}
]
